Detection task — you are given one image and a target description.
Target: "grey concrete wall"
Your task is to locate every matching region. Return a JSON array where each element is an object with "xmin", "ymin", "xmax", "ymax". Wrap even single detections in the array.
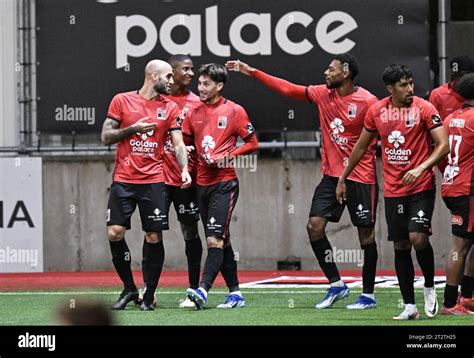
[
  {"xmin": 42, "ymin": 156, "xmax": 451, "ymax": 272},
  {"xmin": 0, "ymin": 0, "xmax": 18, "ymax": 146}
]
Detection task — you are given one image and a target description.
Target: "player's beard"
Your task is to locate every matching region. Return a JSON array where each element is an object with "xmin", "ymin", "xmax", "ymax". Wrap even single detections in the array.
[
  {"xmin": 153, "ymin": 80, "xmax": 169, "ymax": 95},
  {"xmin": 326, "ymin": 79, "xmax": 343, "ymax": 89},
  {"xmin": 404, "ymin": 96, "xmax": 414, "ymax": 105}
]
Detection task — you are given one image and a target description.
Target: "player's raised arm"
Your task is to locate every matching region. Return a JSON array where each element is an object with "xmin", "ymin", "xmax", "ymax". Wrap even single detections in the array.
[{"xmin": 225, "ymin": 59, "xmax": 308, "ymax": 101}]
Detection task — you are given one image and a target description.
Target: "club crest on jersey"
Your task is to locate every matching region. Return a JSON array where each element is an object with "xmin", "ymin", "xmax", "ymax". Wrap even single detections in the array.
[
  {"xmin": 432, "ymin": 114, "xmax": 441, "ymax": 125},
  {"xmin": 180, "ymin": 107, "xmax": 190, "ymax": 121},
  {"xmin": 405, "ymin": 114, "xmax": 416, "ymax": 127},
  {"xmin": 347, "ymin": 104, "xmax": 357, "ymax": 118},
  {"xmin": 218, "ymin": 116, "xmax": 227, "ymax": 128},
  {"xmin": 247, "ymin": 123, "xmax": 255, "ymax": 134},
  {"xmin": 157, "ymin": 107, "xmax": 167, "ymax": 120}
]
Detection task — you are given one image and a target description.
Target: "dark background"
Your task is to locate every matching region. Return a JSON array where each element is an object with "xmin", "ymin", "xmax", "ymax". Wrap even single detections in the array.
[{"xmin": 36, "ymin": 0, "xmax": 430, "ymax": 133}]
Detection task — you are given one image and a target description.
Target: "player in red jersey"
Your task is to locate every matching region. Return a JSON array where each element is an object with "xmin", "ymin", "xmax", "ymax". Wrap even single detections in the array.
[
  {"xmin": 430, "ymin": 56, "xmax": 474, "ymax": 310},
  {"xmin": 439, "ymin": 73, "xmax": 474, "ymax": 315},
  {"xmin": 183, "ymin": 64, "xmax": 258, "ymax": 309},
  {"xmin": 101, "ymin": 59, "xmax": 191, "ymax": 311},
  {"xmin": 161, "ymin": 55, "xmax": 204, "ymax": 308},
  {"xmin": 336, "ymin": 64, "xmax": 449, "ymax": 320},
  {"xmin": 429, "ymin": 56, "xmax": 474, "ymax": 119},
  {"xmin": 226, "ymin": 54, "xmax": 379, "ymax": 310}
]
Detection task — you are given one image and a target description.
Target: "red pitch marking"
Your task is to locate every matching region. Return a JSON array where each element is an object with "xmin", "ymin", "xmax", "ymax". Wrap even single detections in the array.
[{"xmin": 0, "ymin": 270, "xmax": 443, "ymax": 291}]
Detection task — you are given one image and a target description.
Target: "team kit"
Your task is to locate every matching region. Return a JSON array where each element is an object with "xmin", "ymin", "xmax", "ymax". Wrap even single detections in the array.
[{"xmin": 100, "ymin": 53, "xmax": 474, "ymax": 320}]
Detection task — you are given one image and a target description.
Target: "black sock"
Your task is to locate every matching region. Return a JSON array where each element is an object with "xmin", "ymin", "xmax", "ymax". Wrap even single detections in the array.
[
  {"xmin": 395, "ymin": 249, "xmax": 415, "ymax": 304},
  {"xmin": 141, "ymin": 238, "xmax": 148, "ymax": 285},
  {"xmin": 142, "ymin": 241, "xmax": 165, "ymax": 304},
  {"xmin": 310, "ymin": 237, "xmax": 341, "ymax": 283},
  {"xmin": 361, "ymin": 243, "xmax": 378, "ymax": 294},
  {"xmin": 185, "ymin": 235, "xmax": 203, "ymax": 289},
  {"xmin": 200, "ymin": 248, "xmax": 224, "ymax": 292},
  {"xmin": 415, "ymin": 242, "xmax": 435, "ymax": 288},
  {"xmin": 460, "ymin": 275, "xmax": 474, "ymax": 299},
  {"xmin": 221, "ymin": 244, "xmax": 240, "ymax": 292},
  {"xmin": 444, "ymin": 284, "xmax": 459, "ymax": 308},
  {"xmin": 110, "ymin": 239, "xmax": 136, "ymax": 292}
]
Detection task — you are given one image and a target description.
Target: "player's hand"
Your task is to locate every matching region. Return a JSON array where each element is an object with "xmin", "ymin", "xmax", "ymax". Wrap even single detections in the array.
[
  {"xmin": 132, "ymin": 117, "xmax": 156, "ymax": 133},
  {"xmin": 402, "ymin": 165, "xmax": 426, "ymax": 185},
  {"xmin": 181, "ymin": 170, "xmax": 192, "ymax": 189},
  {"xmin": 225, "ymin": 60, "xmax": 253, "ymax": 76},
  {"xmin": 186, "ymin": 145, "xmax": 195, "ymax": 153},
  {"xmin": 335, "ymin": 179, "xmax": 347, "ymax": 205}
]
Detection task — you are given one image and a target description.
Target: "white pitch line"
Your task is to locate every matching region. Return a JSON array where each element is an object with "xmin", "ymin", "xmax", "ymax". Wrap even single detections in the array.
[{"xmin": 0, "ymin": 289, "xmax": 427, "ymax": 296}]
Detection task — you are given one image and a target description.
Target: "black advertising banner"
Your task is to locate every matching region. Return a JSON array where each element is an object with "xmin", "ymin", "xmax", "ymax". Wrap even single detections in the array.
[{"xmin": 36, "ymin": 0, "xmax": 430, "ymax": 133}]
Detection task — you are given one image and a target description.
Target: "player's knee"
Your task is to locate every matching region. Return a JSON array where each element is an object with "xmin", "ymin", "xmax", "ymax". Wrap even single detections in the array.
[
  {"xmin": 207, "ymin": 237, "xmax": 224, "ymax": 249},
  {"xmin": 145, "ymin": 232, "xmax": 162, "ymax": 244},
  {"xmin": 107, "ymin": 226, "xmax": 125, "ymax": 242},
  {"xmin": 306, "ymin": 218, "xmax": 326, "ymax": 241},
  {"xmin": 393, "ymin": 240, "xmax": 411, "ymax": 251},
  {"xmin": 452, "ymin": 237, "xmax": 471, "ymax": 257},
  {"xmin": 357, "ymin": 226, "xmax": 375, "ymax": 246},
  {"xmin": 180, "ymin": 222, "xmax": 198, "ymax": 241},
  {"xmin": 222, "ymin": 238, "xmax": 231, "ymax": 248},
  {"xmin": 409, "ymin": 233, "xmax": 428, "ymax": 251}
]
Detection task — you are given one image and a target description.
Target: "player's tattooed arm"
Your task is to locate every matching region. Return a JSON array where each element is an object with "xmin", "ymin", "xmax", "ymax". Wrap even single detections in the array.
[
  {"xmin": 175, "ymin": 143, "xmax": 188, "ymax": 171},
  {"xmin": 101, "ymin": 117, "xmax": 156, "ymax": 145},
  {"xmin": 171, "ymin": 130, "xmax": 192, "ymax": 188}
]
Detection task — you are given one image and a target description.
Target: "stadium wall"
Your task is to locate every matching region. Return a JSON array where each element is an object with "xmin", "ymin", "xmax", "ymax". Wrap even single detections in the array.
[
  {"xmin": 42, "ymin": 157, "xmax": 451, "ymax": 272},
  {"xmin": 0, "ymin": 0, "xmax": 17, "ymax": 147}
]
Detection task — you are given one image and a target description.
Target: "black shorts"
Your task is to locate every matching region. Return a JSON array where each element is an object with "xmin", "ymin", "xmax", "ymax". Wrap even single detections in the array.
[
  {"xmin": 197, "ymin": 179, "xmax": 239, "ymax": 239},
  {"xmin": 166, "ymin": 184, "xmax": 200, "ymax": 225},
  {"xmin": 309, "ymin": 175, "xmax": 378, "ymax": 227},
  {"xmin": 106, "ymin": 182, "xmax": 169, "ymax": 232},
  {"xmin": 384, "ymin": 190, "xmax": 435, "ymax": 241},
  {"xmin": 443, "ymin": 196, "xmax": 474, "ymax": 240}
]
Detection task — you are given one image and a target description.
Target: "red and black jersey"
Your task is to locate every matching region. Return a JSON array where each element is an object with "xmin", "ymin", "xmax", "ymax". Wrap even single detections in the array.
[
  {"xmin": 107, "ymin": 91, "xmax": 180, "ymax": 184},
  {"xmin": 364, "ymin": 96, "xmax": 442, "ymax": 197},
  {"xmin": 441, "ymin": 104, "xmax": 474, "ymax": 197},
  {"xmin": 306, "ymin": 85, "xmax": 378, "ymax": 184},
  {"xmin": 182, "ymin": 97, "xmax": 256, "ymax": 186},
  {"xmin": 164, "ymin": 91, "xmax": 201, "ymax": 186},
  {"xmin": 250, "ymin": 69, "xmax": 378, "ymax": 184},
  {"xmin": 429, "ymin": 83, "xmax": 465, "ymax": 120}
]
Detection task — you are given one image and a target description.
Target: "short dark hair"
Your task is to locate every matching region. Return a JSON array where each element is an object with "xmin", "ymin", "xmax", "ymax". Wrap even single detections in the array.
[
  {"xmin": 332, "ymin": 53, "xmax": 359, "ymax": 80},
  {"xmin": 456, "ymin": 73, "xmax": 474, "ymax": 100},
  {"xmin": 449, "ymin": 55, "xmax": 474, "ymax": 81},
  {"xmin": 198, "ymin": 63, "xmax": 228, "ymax": 84},
  {"xmin": 168, "ymin": 54, "xmax": 192, "ymax": 69},
  {"xmin": 382, "ymin": 64, "xmax": 413, "ymax": 85}
]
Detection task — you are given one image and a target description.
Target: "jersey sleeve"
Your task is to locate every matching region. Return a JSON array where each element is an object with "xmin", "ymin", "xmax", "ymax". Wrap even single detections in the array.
[
  {"xmin": 167, "ymin": 102, "xmax": 181, "ymax": 131},
  {"xmin": 422, "ymin": 101, "xmax": 442, "ymax": 131},
  {"xmin": 306, "ymin": 85, "xmax": 326, "ymax": 105},
  {"xmin": 251, "ymin": 69, "xmax": 309, "ymax": 102},
  {"xmin": 428, "ymin": 90, "xmax": 440, "ymax": 112},
  {"xmin": 107, "ymin": 94, "xmax": 123, "ymax": 123},
  {"xmin": 464, "ymin": 112, "xmax": 474, "ymax": 147},
  {"xmin": 363, "ymin": 103, "xmax": 378, "ymax": 132},
  {"xmin": 234, "ymin": 105, "xmax": 256, "ymax": 139},
  {"xmin": 181, "ymin": 111, "xmax": 194, "ymax": 137}
]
